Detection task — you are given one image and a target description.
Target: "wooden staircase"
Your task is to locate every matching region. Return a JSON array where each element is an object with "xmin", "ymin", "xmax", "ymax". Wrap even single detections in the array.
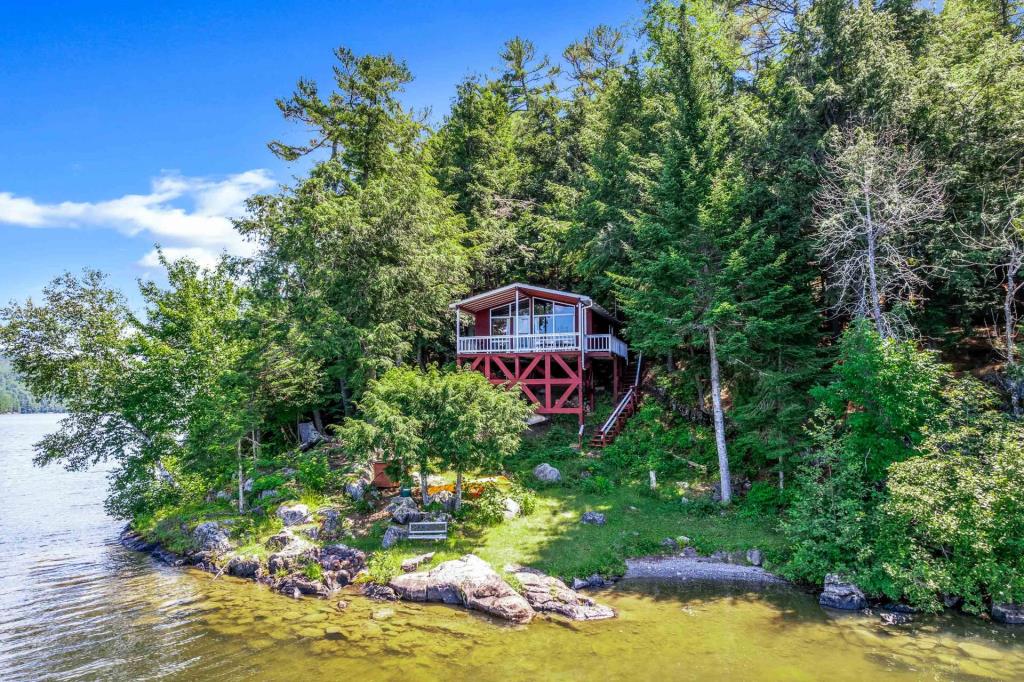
[{"xmin": 589, "ymin": 354, "xmax": 644, "ymax": 448}]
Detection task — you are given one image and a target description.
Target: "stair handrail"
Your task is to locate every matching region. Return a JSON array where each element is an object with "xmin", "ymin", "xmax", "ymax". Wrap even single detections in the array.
[
  {"xmin": 600, "ymin": 386, "xmax": 635, "ymax": 434},
  {"xmin": 597, "ymin": 354, "xmax": 645, "ymax": 438}
]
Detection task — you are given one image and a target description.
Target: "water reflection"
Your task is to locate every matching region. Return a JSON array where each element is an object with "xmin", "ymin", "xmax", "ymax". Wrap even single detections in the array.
[{"xmin": 1, "ymin": 414, "xmax": 1022, "ymax": 681}]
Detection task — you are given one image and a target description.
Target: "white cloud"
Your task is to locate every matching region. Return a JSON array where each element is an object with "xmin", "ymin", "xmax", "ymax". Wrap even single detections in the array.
[{"xmin": 0, "ymin": 170, "xmax": 276, "ymax": 267}]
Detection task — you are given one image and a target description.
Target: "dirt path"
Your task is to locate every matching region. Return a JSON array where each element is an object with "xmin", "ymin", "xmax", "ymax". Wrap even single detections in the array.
[{"xmin": 624, "ymin": 556, "xmax": 789, "ymax": 584}]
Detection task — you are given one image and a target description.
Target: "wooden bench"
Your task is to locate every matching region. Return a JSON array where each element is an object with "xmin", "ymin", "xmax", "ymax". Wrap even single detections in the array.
[{"xmin": 408, "ymin": 521, "xmax": 448, "ymax": 541}]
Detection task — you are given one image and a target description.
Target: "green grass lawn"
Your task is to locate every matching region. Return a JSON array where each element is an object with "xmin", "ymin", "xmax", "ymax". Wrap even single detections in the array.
[{"xmin": 353, "ymin": 484, "xmax": 786, "ymax": 582}]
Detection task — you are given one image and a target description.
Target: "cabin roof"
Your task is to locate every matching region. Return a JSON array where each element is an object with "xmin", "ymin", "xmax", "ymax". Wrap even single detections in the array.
[{"xmin": 450, "ymin": 283, "xmax": 615, "ymax": 320}]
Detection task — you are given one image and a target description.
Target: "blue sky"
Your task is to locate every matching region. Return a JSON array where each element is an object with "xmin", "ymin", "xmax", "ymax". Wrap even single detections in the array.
[{"xmin": 0, "ymin": 0, "xmax": 642, "ymax": 308}]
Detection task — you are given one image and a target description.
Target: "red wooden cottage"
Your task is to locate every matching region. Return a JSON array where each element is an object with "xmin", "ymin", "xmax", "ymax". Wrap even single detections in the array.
[{"xmin": 452, "ymin": 283, "xmax": 632, "ymax": 426}]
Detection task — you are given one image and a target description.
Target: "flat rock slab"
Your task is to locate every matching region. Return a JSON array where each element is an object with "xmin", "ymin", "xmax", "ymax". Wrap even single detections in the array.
[
  {"xmin": 509, "ymin": 567, "xmax": 615, "ymax": 620},
  {"xmin": 624, "ymin": 557, "xmax": 788, "ymax": 584},
  {"xmin": 390, "ymin": 554, "xmax": 534, "ymax": 623}
]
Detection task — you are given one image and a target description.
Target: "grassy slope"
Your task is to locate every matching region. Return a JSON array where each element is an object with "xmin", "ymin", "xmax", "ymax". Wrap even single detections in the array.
[{"xmin": 135, "ymin": 405, "xmax": 787, "ymax": 584}]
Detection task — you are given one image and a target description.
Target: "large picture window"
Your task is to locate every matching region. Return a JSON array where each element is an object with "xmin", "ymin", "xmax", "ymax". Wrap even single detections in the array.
[
  {"xmin": 489, "ymin": 300, "xmax": 530, "ymax": 336},
  {"xmin": 533, "ymin": 299, "xmax": 575, "ymax": 334}
]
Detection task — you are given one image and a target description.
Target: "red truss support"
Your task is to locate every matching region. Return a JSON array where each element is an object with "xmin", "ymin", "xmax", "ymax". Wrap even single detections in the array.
[{"xmin": 464, "ymin": 352, "xmax": 587, "ymax": 422}]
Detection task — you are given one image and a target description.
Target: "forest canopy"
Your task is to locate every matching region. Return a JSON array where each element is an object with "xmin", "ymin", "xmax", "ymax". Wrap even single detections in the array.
[{"xmin": 1, "ymin": 0, "xmax": 1022, "ymax": 612}]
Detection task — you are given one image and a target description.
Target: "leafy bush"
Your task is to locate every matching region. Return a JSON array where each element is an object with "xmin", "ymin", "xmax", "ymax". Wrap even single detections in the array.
[
  {"xmin": 297, "ymin": 451, "xmax": 331, "ymax": 493},
  {"xmin": 465, "ymin": 484, "xmax": 508, "ymax": 526},
  {"xmin": 682, "ymin": 495, "xmax": 720, "ymax": 517},
  {"xmin": 507, "ymin": 483, "xmax": 537, "ymax": 516},
  {"xmin": 360, "ymin": 551, "xmax": 402, "ymax": 584},
  {"xmin": 302, "ymin": 559, "xmax": 324, "ymax": 581},
  {"xmin": 580, "ymin": 475, "xmax": 615, "ymax": 495},
  {"xmin": 598, "ymin": 401, "xmax": 711, "ymax": 484},
  {"xmin": 871, "ymin": 381, "xmax": 1024, "ymax": 613},
  {"xmin": 783, "ymin": 325, "xmax": 1024, "ymax": 612},
  {"xmin": 738, "ymin": 481, "xmax": 792, "ymax": 519},
  {"xmin": 231, "ymin": 507, "xmax": 282, "ymax": 544},
  {"xmin": 252, "ymin": 474, "xmax": 286, "ymax": 495}
]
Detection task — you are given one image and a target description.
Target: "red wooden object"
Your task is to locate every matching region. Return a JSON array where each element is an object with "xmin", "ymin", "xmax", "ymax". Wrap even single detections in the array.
[{"xmin": 371, "ymin": 461, "xmax": 398, "ymax": 489}]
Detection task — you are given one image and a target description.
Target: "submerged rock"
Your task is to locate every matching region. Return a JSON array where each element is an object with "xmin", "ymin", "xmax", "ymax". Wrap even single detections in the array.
[
  {"xmin": 363, "ymin": 583, "xmax": 398, "ymax": 601},
  {"xmin": 192, "ymin": 522, "xmax": 232, "ymax": 553},
  {"xmin": 389, "ymin": 554, "xmax": 534, "ymax": 623},
  {"xmin": 532, "ymin": 463, "xmax": 561, "ymax": 483},
  {"xmin": 571, "ymin": 574, "xmax": 608, "ymax": 590},
  {"xmin": 278, "ymin": 575, "xmax": 329, "ymax": 598},
  {"xmin": 509, "ymin": 567, "xmax": 615, "ymax": 620},
  {"xmin": 992, "ymin": 603, "xmax": 1024, "ymax": 625},
  {"xmin": 276, "ymin": 503, "xmax": 311, "ymax": 526},
  {"xmin": 819, "ymin": 574, "xmax": 867, "ymax": 611}
]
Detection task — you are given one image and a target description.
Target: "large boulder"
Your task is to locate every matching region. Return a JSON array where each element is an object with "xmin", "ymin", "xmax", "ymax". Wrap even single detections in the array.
[
  {"xmin": 381, "ymin": 525, "xmax": 408, "ymax": 549},
  {"xmin": 318, "ymin": 508, "xmax": 347, "ymax": 541},
  {"xmin": 297, "ymin": 421, "xmax": 323, "ymax": 448},
  {"xmin": 992, "ymin": 603, "xmax": 1024, "ymax": 625},
  {"xmin": 266, "ymin": 530, "xmax": 315, "ymax": 574},
  {"xmin": 533, "ymin": 463, "xmax": 561, "ymax": 483},
  {"xmin": 503, "ymin": 497, "xmax": 521, "ymax": 520},
  {"xmin": 319, "ymin": 544, "xmax": 367, "ymax": 589},
  {"xmin": 227, "ymin": 555, "xmax": 261, "ymax": 579},
  {"xmin": 581, "ymin": 511, "xmax": 606, "ymax": 526},
  {"xmin": 509, "ymin": 567, "xmax": 615, "ymax": 621},
  {"xmin": 276, "ymin": 503, "xmax": 311, "ymax": 526},
  {"xmin": 819, "ymin": 574, "xmax": 867, "ymax": 611},
  {"xmin": 344, "ymin": 477, "xmax": 371, "ymax": 502},
  {"xmin": 386, "ymin": 496, "xmax": 423, "ymax": 524},
  {"xmin": 389, "ymin": 554, "xmax": 534, "ymax": 624},
  {"xmin": 278, "ymin": 575, "xmax": 329, "ymax": 598},
  {"xmin": 429, "ymin": 489, "xmax": 456, "ymax": 512},
  {"xmin": 192, "ymin": 522, "xmax": 232, "ymax": 553}
]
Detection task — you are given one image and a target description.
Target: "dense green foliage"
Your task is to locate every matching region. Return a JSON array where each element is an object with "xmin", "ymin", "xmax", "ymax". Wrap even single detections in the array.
[{"xmin": 1, "ymin": 0, "xmax": 1022, "ymax": 613}]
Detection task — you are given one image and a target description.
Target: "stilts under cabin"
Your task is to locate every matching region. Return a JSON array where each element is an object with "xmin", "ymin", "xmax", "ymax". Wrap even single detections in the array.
[{"xmin": 451, "ymin": 283, "xmax": 634, "ymax": 429}]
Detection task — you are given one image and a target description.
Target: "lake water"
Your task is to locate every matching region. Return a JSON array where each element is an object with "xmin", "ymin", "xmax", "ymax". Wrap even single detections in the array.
[{"xmin": 1, "ymin": 413, "xmax": 1022, "ymax": 681}]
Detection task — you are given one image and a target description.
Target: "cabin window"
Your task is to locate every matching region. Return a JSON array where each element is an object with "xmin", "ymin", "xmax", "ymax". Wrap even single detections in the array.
[
  {"xmin": 533, "ymin": 299, "xmax": 575, "ymax": 334},
  {"xmin": 489, "ymin": 300, "xmax": 529, "ymax": 336}
]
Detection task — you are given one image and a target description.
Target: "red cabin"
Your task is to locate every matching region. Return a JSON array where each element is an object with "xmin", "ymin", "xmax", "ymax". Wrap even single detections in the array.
[{"xmin": 452, "ymin": 283, "xmax": 629, "ymax": 425}]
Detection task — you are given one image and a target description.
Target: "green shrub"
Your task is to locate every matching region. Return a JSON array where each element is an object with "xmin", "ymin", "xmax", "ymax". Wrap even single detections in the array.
[
  {"xmin": 682, "ymin": 495, "xmax": 720, "ymax": 517},
  {"xmin": 297, "ymin": 451, "xmax": 331, "ymax": 493},
  {"xmin": 302, "ymin": 560, "xmax": 324, "ymax": 581},
  {"xmin": 252, "ymin": 474, "xmax": 286, "ymax": 495},
  {"xmin": 361, "ymin": 552, "xmax": 401, "ymax": 584},
  {"xmin": 739, "ymin": 481, "xmax": 792, "ymax": 519},
  {"xmin": 580, "ymin": 475, "xmax": 615, "ymax": 495},
  {"xmin": 507, "ymin": 483, "xmax": 537, "ymax": 516},
  {"xmin": 465, "ymin": 483, "xmax": 508, "ymax": 526}
]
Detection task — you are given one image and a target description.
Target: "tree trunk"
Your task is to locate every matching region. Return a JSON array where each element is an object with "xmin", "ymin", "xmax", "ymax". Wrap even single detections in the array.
[
  {"xmin": 1007, "ymin": 267, "xmax": 1020, "ymax": 417},
  {"xmin": 708, "ymin": 326, "xmax": 732, "ymax": 504},
  {"xmin": 420, "ymin": 460, "xmax": 430, "ymax": 505},
  {"xmin": 454, "ymin": 469, "xmax": 463, "ymax": 511},
  {"xmin": 864, "ymin": 191, "xmax": 885, "ymax": 337},
  {"xmin": 339, "ymin": 377, "xmax": 352, "ymax": 417},
  {"xmin": 236, "ymin": 440, "xmax": 245, "ymax": 513},
  {"xmin": 648, "ymin": 469, "xmax": 657, "ymax": 490},
  {"xmin": 312, "ymin": 409, "xmax": 325, "ymax": 434}
]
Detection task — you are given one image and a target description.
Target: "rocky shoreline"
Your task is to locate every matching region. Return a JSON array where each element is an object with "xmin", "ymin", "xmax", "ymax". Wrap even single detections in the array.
[{"xmin": 118, "ymin": 525, "xmax": 615, "ymax": 625}]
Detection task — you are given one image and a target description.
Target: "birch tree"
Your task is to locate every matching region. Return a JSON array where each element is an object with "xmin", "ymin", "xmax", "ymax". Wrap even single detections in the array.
[
  {"xmin": 959, "ymin": 212, "xmax": 1024, "ymax": 416},
  {"xmin": 814, "ymin": 127, "xmax": 945, "ymax": 339}
]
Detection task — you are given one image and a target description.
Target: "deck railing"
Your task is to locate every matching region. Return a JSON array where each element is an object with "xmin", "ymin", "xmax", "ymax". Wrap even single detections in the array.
[
  {"xmin": 457, "ymin": 333, "xmax": 627, "ymax": 357},
  {"xmin": 586, "ymin": 334, "xmax": 628, "ymax": 358}
]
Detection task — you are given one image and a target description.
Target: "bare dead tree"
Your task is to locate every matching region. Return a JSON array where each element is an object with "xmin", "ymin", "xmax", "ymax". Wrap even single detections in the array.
[
  {"xmin": 957, "ymin": 211, "xmax": 1024, "ymax": 416},
  {"xmin": 814, "ymin": 126, "xmax": 945, "ymax": 339}
]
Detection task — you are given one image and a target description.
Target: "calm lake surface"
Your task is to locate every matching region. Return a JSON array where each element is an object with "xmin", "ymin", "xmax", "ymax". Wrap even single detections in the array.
[{"xmin": 1, "ymin": 413, "xmax": 1023, "ymax": 681}]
